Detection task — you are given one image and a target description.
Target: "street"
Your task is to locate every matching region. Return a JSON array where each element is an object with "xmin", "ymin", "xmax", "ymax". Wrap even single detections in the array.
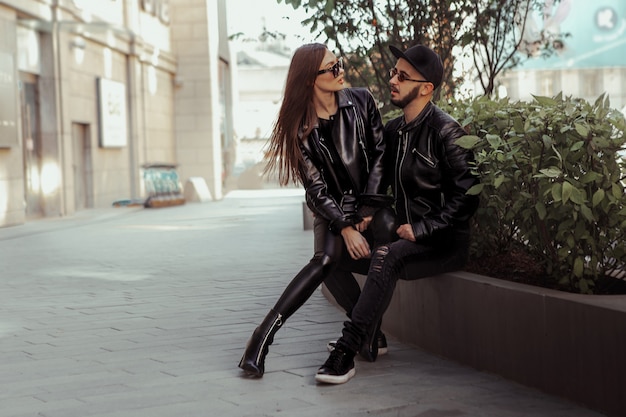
[{"xmin": 0, "ymin": 189, "xmax": 605, "ymax": 417}]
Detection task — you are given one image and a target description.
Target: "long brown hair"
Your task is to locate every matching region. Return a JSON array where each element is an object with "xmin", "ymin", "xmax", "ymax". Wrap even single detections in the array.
[{"xmin": 263, "ymin": 43, "xmax": 328, "ymax": 186}]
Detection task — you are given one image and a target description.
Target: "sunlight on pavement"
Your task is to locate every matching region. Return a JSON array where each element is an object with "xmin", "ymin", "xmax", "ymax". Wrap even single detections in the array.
[
  {"xmin": 224, "ymin": 188, "xmax": 304, "ymax": 199},
  {"xmin": 44, "ymin": 269, "xmax": 153, "ymax": 281}
]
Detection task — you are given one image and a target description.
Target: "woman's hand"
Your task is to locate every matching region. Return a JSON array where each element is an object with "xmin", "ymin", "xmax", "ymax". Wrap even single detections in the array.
[
  {"xmin": 396, "ymin": 224, "xmax": 416, "ymax": 242},
  {"xmin": 355, "ymin": 216, "xmax": 372, "ymax": 232},
  {"xmin": 341, "ymin": 226, "xmax": 371, "ymax": 260}
]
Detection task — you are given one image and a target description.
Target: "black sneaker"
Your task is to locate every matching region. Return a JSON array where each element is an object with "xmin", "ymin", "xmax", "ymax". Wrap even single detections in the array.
[
  {"xmin": 315, "ymin": 348, "xmax": 355, "ymax": 384},
  {"xmin": 327, "ymin": 332, "xmax": 388, "ymax": 356}
]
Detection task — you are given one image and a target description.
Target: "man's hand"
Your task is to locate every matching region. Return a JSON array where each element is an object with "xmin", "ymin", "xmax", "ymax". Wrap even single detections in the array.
[
  {"xmin": 341, "ymin": 226, "xmax": 371, "ymax": 259},
  {"xmin": 396, "ymin": 224, "xmax": 416, "ymax": 242}
]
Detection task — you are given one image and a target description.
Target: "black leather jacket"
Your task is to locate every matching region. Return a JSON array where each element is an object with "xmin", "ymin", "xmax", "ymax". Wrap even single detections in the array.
[
  {"xmin": 385, "ymin": 102, "xmax": 479, "ymax": 242},
  {"xmin": 299, "ymin": 88, "xmax": 388, "ymax": 233}
]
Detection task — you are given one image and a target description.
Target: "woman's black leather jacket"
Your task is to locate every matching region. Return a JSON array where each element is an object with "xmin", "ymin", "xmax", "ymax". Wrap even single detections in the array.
[
  {"xmin": 299, "ymin": 88, "xmax": 388, "ymax": 233},
  {"xmin": 385, "ymin": 102, "xmax": 479, "ymax": 242}
]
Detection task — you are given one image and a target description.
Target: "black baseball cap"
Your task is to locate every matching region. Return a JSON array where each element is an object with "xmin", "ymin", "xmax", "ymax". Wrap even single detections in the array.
[{"xmin": 389, "ymin": 44, "xmax": 444, "ymax": 89}]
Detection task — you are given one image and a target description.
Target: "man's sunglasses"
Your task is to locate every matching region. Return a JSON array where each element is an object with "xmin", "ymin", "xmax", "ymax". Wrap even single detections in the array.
[
  {"xmin": 317, "ymin": 58, "xmax": 344, "ymax": 78},
  {"xmin": 389, "ymin": 67, "xmax": 429, "ymax": 83}
]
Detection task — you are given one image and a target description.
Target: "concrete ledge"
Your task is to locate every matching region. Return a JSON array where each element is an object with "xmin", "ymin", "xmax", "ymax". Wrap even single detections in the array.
[
  {"xmin": 184, "ymin": 177, "xmax": 212, "ymax": 202},
  {"xmin": 323, "ymin": 271, "xmax": 626, "ymax": 417}
]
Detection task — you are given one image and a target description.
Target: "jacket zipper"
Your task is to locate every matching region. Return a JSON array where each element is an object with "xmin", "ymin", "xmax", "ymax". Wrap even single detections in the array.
[
  {"xmin": 353, "ymin": 106, "xmax": 370, "ymax": 174},
  {"xmin": 318, "ymin": 135, "xmax": 354, "ymax": 208},
  {"xmin": 359, "ymin": 137, "xmax": 370, "ymax": 174},
  {"xmin": 318, "ymin": 137, "xmax": 334, "ymax": 164},
  {"xmin": 396, "ymin": 130, "xmax": 412, "ymax": 225},
  {"xmin": 413, "ymin": 133, "xmax": 436, "ymax": 168}
]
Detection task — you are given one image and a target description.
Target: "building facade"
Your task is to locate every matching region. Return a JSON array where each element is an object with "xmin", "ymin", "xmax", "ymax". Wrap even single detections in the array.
[
  {"xmin": 228, "ymin": 46, "xmax": 289, "ymax": 189},
  {"xmin": 498, "ymin": 0, "xmax": 626, "ymax": 111},
  {"xmin": 0, "ymin": 0, "xmax": 233, "ymax": 227}
]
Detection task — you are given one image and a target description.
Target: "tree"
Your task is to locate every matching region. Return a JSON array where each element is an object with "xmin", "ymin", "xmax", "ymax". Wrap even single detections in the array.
[
  {"xmin": 280, "ymin": 0, "xmax": 469, "ymax": 112},
  {"xmin": 278, "ymin": 0, "xmax": 565, "ymax": 103},
  {"xmin": 462, "ymin": 0, "xmax": 568, "ymax": 97}
]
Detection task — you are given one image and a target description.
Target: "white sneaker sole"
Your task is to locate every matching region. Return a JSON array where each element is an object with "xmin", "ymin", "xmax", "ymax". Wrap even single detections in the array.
[{"xmin": 315, "ymin": 367, "xmax": 356, "ymax": 384}]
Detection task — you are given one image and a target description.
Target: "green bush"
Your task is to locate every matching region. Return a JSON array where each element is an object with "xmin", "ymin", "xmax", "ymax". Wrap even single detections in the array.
[{"xmin": 440, "ymin": 94, "xmax": 626, "ymax": 294}]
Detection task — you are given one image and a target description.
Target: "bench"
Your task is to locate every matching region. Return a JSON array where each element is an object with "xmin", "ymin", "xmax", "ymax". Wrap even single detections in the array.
[{"xmin": 323, "ymin": 270, "xmax": 626, "ymax": 417}]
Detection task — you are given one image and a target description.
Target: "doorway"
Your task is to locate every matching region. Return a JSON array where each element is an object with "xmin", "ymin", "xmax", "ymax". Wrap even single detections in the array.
[
  {"xmin": 20, "ymin": 73, "xmax": 43, "ymax": 219},
  {"xmin": 72, "ymin": 122, "xmax": 93, "ymax": 210}
]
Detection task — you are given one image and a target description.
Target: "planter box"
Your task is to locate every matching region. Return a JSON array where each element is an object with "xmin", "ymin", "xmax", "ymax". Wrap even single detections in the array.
[{"xmin": 324, "ymin": 271, "xmax": 626, "ymax": 417}]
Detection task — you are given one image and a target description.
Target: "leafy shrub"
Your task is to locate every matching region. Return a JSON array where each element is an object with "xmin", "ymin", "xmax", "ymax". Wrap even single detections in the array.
[{"xmin": 441, "ymin": 94, "xmax": 626, "ymax": 294}]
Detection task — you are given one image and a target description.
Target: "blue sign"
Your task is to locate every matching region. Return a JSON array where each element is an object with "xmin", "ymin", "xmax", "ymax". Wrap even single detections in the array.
[{"xmin": 518, "ymin": 0, "xmax": 626, "ymax": 69}]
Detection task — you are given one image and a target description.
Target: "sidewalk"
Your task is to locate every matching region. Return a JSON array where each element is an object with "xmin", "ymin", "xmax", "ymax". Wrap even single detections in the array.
[{"xmin": 0, "ymin": 189, "xmax": 607, "ymax": 417}]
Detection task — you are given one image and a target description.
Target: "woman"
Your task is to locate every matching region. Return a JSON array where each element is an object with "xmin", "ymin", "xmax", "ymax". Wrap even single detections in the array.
[{"xmin": 238, "ymin": 43, "xmax": 395, "ymax": 377}]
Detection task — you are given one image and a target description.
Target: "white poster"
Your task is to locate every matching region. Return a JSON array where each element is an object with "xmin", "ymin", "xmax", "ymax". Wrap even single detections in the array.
[{"xmin": 97, "ymin": 78, "xmax": 127, "ymax": 147}]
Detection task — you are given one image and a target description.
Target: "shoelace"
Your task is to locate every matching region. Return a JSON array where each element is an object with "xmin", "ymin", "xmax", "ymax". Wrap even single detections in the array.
[{"xmin": 324, "ymin": 349, "xmax": 346, "ymax": 370}]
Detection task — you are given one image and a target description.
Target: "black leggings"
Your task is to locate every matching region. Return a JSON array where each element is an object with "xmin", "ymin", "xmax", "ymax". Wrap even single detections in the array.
[{"xmin": 272, "ymin": 208, "xmax": 396, "ymax": 320}]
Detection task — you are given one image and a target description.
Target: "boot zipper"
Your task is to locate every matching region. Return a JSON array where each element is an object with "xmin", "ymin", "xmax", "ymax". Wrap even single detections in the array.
[{"xmin": 255, "ymin": 313, "xmax": 283, "ymax": 364}]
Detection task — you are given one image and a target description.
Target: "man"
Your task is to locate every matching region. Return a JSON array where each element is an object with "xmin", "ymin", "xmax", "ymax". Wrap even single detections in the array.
[{"xmin": 315, "ymin": 44, "xmax": 480, "ymax": 384}]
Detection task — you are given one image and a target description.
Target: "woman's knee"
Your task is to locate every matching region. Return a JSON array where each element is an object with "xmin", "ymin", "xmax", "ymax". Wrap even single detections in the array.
[
  {"xmin": 370, "ymin": 208, "xmax": 398, "ymax": 245},
  {"xmin": 311, "ymin": 252, "xmax": 338, "ymax": 268}
]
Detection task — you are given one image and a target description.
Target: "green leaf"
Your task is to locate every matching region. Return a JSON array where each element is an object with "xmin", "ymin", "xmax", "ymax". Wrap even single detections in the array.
[
  {"xmin": 532, "ymin": 95, "xmax": 557, "ymax": 106},
  {"xmin": 461, "ymin": 116, "xmax": 474, "ymax": 127},
  {"xmin": 539, "ymin": 168, "xmax": 562, "ymax": 178},
  {"xmin": 570, "ymin": 187, "xmax": 585, "ymax": 205},
  {"xmin": 542, "ymin": 135, "xmax": 553, "ymax": 147},
  {"xmin": 455, "ymin": 135, "xmax": 481, "ymax": 149},
  {"xmin": 552, "ymin": 183, "xmax": 562, "ymax": 201},
  {"xmin": 592, "ymin": 189, "xmax": 605, "ymax": 207},
  {"xmin": 579, "ymin": 278, "xmax": 590, "ymax": 293},
  {"xmin": 466, "ymin": 183, "xmax": 484, "ymax": 195},
  {"xmin": 580, "ymin": 204, "xmax": 595, "ymax": 222},
  {"xmin": 535, "ymin": 202, "xmax": 546, "ymax": 220},
  {"xmin": 324, "ymin": 0, "xmax": 334, "ymax": 14},
  {"xmin": 575, "ymin": 123, "xmax": 589, "ymax": 137},
  {"xmin": 570, "ymin": 141, "xmax": 584, "ymax": 152},
  {"xmin": 562, "ymin": 181, "xmax": 573, "ymax": 203},
  {"xmin": 551, "ymin": 145, "xmax": 563, "ymax": 164},
  {"xmin": 580, "ymin": 171, "xmax": 600, "ymax": 184},
  {"xmin": 612, "ymin": 183, "xmax": 622, "ymax": 199},
  {"xmin": 573, "ymin": 257, "xmax": 584, "ymax": 278},
  {"xmin": 486, "ymin": 134, "xmax": 501, "ymax": 148}
]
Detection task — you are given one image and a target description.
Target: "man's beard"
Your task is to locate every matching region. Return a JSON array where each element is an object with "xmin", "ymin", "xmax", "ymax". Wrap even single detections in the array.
[{"xmin": 391, "ymin": 85, "xmax": 420, "ymax": 109}]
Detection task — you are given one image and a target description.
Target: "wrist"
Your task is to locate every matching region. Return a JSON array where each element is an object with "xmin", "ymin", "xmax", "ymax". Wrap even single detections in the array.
[{"xmin": 341, "ymin": 225, "xmax": 355, "ymax": 236}]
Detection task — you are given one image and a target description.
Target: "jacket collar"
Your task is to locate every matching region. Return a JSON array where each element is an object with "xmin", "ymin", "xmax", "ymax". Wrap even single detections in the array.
[
  {"xmin": 336, "ymin": 88, "xmax": 356, "ymax": 110},
  {"xmin": 304, "ymin": 89, "xmax": 355, "ymax": 134},
  {"xmin": 401, "ymin": 101, "xmax": 434, "ymax": 131}
]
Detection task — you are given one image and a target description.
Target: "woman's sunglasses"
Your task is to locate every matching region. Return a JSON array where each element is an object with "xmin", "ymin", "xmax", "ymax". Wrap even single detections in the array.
[{"xmin": 317, "ymin": 58, "xmax": 344, "ymax": 78}]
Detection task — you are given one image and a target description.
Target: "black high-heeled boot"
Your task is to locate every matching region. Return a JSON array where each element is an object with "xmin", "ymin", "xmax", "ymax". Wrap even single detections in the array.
[{"xmin": 238, "ymin": 309, "xmax": 283, "ymax": 377}]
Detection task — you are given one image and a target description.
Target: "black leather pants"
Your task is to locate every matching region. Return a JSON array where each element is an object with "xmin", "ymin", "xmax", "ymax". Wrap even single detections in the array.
[{"xmin": 272, "ymin": 207, "xmax": 397, "ymax": 321}]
